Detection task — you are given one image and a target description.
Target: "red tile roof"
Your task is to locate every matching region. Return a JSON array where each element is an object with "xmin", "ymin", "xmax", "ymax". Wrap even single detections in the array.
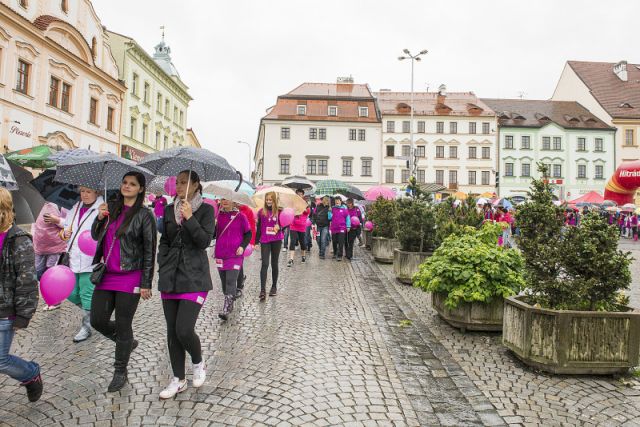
[
  {"xmin": 568, "ymin": 60, "xmax": 640, "ymax": 119},
  {"xmin": 375, "ymin": 91, "xmax": 494, "ymax": 117},
  {"xmin": 283, "ymin": 82, "xmax": 374, "ymax": 99},
  {"xmin": 481, "ymin": 98, "xmax": 613, "ymax": 130},
  {"xmin": 33, "ymin": 15, "xmax": 61, "ymax": 31}
]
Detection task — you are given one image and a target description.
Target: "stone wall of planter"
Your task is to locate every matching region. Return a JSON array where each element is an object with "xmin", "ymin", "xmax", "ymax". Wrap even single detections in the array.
[
  {"xmin": 371, "ymin": 237, "xmax": 399, "ymax": 264},
  {"xmin": 393, "ymin": 249, "xmax": 431, "ymax": 284},
  {"xmin": 432, "ymin": 292, "xmax": 504, "ymax": 332},
  {"xmin": 502, "ymin": 296, "xmax": 640, "ymax": 375},
  {"xmin": 363, "ymin": 230, "xmax": 372, "ymax": 250}
]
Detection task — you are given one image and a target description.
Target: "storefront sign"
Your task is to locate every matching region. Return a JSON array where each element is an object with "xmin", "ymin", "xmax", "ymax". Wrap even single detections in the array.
[{"xmin": 121, "ymin": 145, "xmax": 148, "ymax": 162}]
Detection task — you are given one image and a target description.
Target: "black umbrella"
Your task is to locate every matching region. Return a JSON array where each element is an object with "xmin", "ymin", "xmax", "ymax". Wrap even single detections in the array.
[
  {"xmin": 344, "ymin": 183, "xmax": 365, "ymax": 201},
  {"xmin": 282, "ymin": 175, "xmax": 316, "ymax": 192},
  {"xmin": 30, "ymin": 169, "xmax": 79, "ymax": 210},
  {"xmin": 8, "ymin": 161, "xmax": 45, "ymax": 224},
  {"xmin": 139, "ymin": 147, "xmax": 239, "ymax": 182}
]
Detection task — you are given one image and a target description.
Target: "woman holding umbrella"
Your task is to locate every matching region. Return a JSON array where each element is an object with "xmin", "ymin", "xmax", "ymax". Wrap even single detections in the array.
[
  {"xmin": 287, "ymin": 188, "xmax": 311, "ymax": 267},
  {"xmin": 157, "ymin": 170, "xmax": 214, "ymax": 399},
  {"xmin": 255, "ymin": 191, "xmax": 283, "ymax": 300},
  {"xmin": 214, "ymin": 197, "xmax": 252, "ymax": 320},
  {"xmin": 90, "ymin": 172, "xmax": 156, "ymax": 392}
]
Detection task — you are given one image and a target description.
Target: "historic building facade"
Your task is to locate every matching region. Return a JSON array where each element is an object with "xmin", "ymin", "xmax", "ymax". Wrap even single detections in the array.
[
  {"xmin": 0, "ymin": 0, "xmax": 125, "ymax": 154},
  {"xmin": 107, "ymin": 30, "xmax": 191, "ymax": 161},
  {"xmin": 254, "ymin": 79, "xmax": 382, "ymax": 188},
  {"xmin": 376, "ymin": 89, "xmax": 497, "ymax": 194},
  {"xmin": 483, "ymin": 98, "xmax": 615, "ymax": 200}
]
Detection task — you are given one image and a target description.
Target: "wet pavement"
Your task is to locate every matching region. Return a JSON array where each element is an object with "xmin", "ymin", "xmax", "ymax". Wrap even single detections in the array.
[{"xmin": 0, "ymin": 243, "xmax": 639, "ymax": 426}]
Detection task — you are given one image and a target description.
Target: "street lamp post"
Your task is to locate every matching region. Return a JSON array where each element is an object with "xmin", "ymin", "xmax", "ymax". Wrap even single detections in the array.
[
  {"xmin": 236, "ymin": 140, "xmax": 252, "ymax": 180},
  {"xmin": 398, "ymin": 49, "xmax": 428, "ymax": 181}
]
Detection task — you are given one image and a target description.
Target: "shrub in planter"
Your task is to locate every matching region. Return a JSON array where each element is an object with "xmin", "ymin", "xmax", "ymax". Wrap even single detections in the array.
[
  {"xmin": 414, "ymin": 222, "xmax": 524, "ymax": 309},
  {"xmin": 434, "ymin": 196, "xmax": 484, "ymax": 246},
  {"xmin": 393, "ymin": 198, "xmax": 436, "ymax": 283},
  {"xmin": 368, "ymin": 197, "xmax": 398, "ymax": 239}
]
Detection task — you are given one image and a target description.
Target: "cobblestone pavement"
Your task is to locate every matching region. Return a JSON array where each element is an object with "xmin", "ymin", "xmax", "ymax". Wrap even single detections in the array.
[{"xmin": 1, "ymin": 242, "xmax": 639, "ymax": 426}]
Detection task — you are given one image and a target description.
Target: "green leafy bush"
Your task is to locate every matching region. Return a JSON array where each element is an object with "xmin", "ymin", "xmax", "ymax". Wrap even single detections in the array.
[
  {"xmin": 395, "ymin": 199, "xmax": 436, "ymax": 252},
  {"xmin": 516, "ymin": 164, "xmax": 632, "ymax": 311},
  {"xmin": 414, "ymin": 222, "xmax": 525, "ymax": 309},
  {"xmin": 368, "ymin": 197, "xmax": 398, "ymax": 239},
  {"xmin": 434, "ymin": 196, "xmax": 484, "ymax": 245}
]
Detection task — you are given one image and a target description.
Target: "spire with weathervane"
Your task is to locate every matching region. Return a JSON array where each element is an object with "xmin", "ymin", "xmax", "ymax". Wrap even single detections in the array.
[{"xmin": 153, "ymin": 25, "xmax": 180, "ymax": 78}]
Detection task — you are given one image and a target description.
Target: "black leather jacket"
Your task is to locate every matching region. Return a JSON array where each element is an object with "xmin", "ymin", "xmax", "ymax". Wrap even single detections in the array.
[{"xmin": 91, "ymin": 204, "xmax": 157, "ymax": 289}]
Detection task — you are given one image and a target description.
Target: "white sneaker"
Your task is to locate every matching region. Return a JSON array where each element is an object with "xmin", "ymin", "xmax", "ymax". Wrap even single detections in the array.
[
  {"xmin": 159, "ymin": 377, "xmax": 187, "ymax": 399},
  {"xmin": 192, "ymin": 362, "xmax": 206, "ymax": 388}
]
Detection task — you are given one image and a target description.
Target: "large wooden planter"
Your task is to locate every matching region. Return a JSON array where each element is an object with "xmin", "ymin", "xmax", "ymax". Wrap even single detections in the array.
[
  {"xmin": 503, "ymin": 296, "xmax": 640, "ymax": 375},
  {"xmin": 432, "ymin": 292, "xmax": 504, "ymax": 332},
  {"xmin": 363, "ymin": 229, "xmax": 373, "ymax": 250},
  {"xmin": 371, "ymin": 237, "xmax": 400, "ymax": 264},
  {"xmin": 393, "ymin": 249, "xmax": 431, "ymax": 284}
]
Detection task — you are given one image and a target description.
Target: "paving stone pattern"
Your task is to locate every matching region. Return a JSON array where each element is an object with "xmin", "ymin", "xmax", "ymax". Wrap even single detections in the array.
[{"xmin": 1, "ymin": 242, "xmax": 639, "ymax": 426}]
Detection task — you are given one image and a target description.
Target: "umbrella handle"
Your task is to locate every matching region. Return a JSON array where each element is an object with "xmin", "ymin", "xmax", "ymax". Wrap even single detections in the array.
[{"xmin": 234, "ymin": 171, "xmax": 243, "ymax": 192}]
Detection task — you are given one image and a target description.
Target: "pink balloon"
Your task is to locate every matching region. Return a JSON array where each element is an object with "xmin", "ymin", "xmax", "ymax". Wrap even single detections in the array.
[
  {"xmin": 279, "ymin": 208, "xmax": 295, "ymax": 228},
  {"xmin": 305, "ymin": 218, "xmax": 312, "ymax": 227},
  {"xmin": 203, "ymin": 198, "xmax": 219, "ymax": 217},
  {"xmin": 147, "ymin": 194, "xmax": 156, "ymax": 202},
  {"xmin": 77, "ymin": 230, "xmax": 97, "ymax": 256},
  {"xmin": 164, "ymin": 176, "xmax": 177, "ymax": 196},
  {"xmin": 243, "ymin": 244, "xmax": 254, "ymax": 257},
  {"xmin": 40, "ymin": 265, "xmax": 76, "ymax": 305},
  {"xmin": 364, "ymin": 221, "xmax": 374, "ymax": 231},
  {"xmin": 351, "ymin": 216, "xmax": 361, "ymax": 228}
]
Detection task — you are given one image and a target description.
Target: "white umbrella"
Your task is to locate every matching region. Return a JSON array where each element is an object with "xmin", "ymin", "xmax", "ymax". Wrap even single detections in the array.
[
  {"xmin": 202, "ymin": 181, "xmax": 256, "ymax": 207},
  {"xmin": 252, "ymin": 186, "xmax": 307, "ymax": 215}
]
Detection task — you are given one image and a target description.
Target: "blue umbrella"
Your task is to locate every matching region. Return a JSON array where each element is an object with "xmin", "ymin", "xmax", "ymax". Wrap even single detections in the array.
[
  {"xmin": 495, "ymin": 198, "xmax": 513, "ymax": 209},
  {"xmin": 205, "ymin": 180, "xmax": 255, "ymax": 197}
]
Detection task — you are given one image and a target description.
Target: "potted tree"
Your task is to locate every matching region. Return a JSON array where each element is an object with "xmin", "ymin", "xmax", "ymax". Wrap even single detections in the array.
[
  {"xmin": 434, "ymin": 195, "xmax": 484, "ymax": 246},
  {"xmin": 414, "ymin": 222, "xmax": 525, "ymax": 332},
  {"xmin": 503, "ymin": 165, "xmax": 639, "ymax": 374},
  {"xmin": 393, "ymin": 198, "xmax": 436, "ymax": 284},
  {"xmin": 368, "ymin": 197, "xmax": 399, "ymax": 263}
]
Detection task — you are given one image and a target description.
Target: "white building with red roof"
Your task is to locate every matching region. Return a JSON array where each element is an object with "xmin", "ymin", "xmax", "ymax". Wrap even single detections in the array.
[
  {"xmin": 254, "ymin": 78, "xmax": 382, "ymax": 189},
  {"xmin": 0, "ymin": 0, "xmax": 125, "ymax": 156}
]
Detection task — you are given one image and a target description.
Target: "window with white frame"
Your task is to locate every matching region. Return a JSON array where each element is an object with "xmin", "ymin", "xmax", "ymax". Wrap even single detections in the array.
[
  {"xmin": 577, "ymin": 164, "xmax": 587, "ymax": 179},
  {"xmin": 482, "ymin": 122, "xmax": 490, "ymax": 134},
  {"xmin": 481, "ymin": 171, "xmax": 490, "ymax": 185},
  {"xmin": 155, "ymin": 131, "xmax": 160, "ymax": 148},
  {"xmin": 401, "ymin": 169, "xmax": 410, "ymax": 183},
  {"xmin": 297, "ymin": 105, "xmax": 306, "ymax": 115},
  {"xmin": 468, "ymin": 170, "xmax": 477, "ymax": 185},
  {"xmin": 505, "ymin": 135, "xmax": 514, "ymax": 149},
  {"xmin": 469, "ymin": 146, "xmax": 477, "ymax": 159},
  {"xmin": 342, "ymin": 159, "xmax": 352, "ymax": 176},
  {"xmin": 387, "ymin": 121, "xmax": 395, "ymax": 132},
  {"xmin": 357, "ymin": 129, "xmax": 366, "ymax": 141},
  {"xmin": 450, "ymin": 122, "xmax": 457, "ymax": 134},
  {"xmin": 542, "ymin": 137, "xmax": 551, "ymax": 150},
  {"xmin": 348, "ymin": 129, "xmax": 357, "ymax": 141},
  {"xmin": 402, "ymin": 121, "xmax": 410, "ymax": 133},
  {"xmin": 481, "ymin": 147, "xmax": 490, "ymax": 159},
  {"xmin": 416, "ymin": 145, "xmax": 425, "ymax": 157},
  {"xmin": 319, "ymin": 128, "xmax": 326, "ymax": 140},
  {"xmin": 281, "ymin": 127, "xmax": 290, "ymax": 139},
  {"xmin": 280, "ymin": 158, "xmax": 290, "ymax": 174},
  {"xmin": 577, "ymin": 137, "xmax": 586, "ymax": 151},
  {"xmin": 436, "ymin": 122, "xmax": 444, "ymax": 133},
  {"xmin": 307, "ymin": 159, "xmax": 317, "ymax": 175},
  {"xmin": 309, "ymin": 128, "xmax": 318, "ymax": 140},
  {"xmin": 386, "ymin": 145, "xmax": 395, "ymax": 157},
  {"xmin": 521, "ymin": 163, "xmax": 531, "ymax": 177},
  {"xmin": 132, "ymin": 73, "xmax": 138, "ymax": 95},
  {"xmin": 553, "ymin": 164, "xmax": 562, "ymax": 178},
  {"xmin": 553, "ymin": 137, "xmax": 562, "ymax": 150},
  {"xmin": 449, "ymin": 146, "xmax": 458, "ymax": 158},
  {"xmin": 143, "ymin": 82, "xmax": 150, "ymax": 103},
  {"xmin": 505, "ymin": 162, "xmax": 514, "ymax": 176},
  {"xmin": 130, "ymin": 116, "xmax": 137, "ymax": 139},
  {"xmin": 625, "ymin": 129, "xmax": 635, "ymax": 146},
  {"xmin": 595, "ymin": 164, "xmax": 604, "ymax": 179},
  {"xmin": 417, "ymin": 121, "xmax": 425, "ymax": 133},
  {"xmin": 359, "ymin": 106, "xmax": 369, "ymax": 117},
  {"xmin": 449, "ymin": 170, "xmax": 458, "ymax": 184},
  {"xmin": 435, "ymin": 170, "xmax": 444, "ymax": 185},
  {"xmin": 417, "ymin": 169, "xmax": 425, "ymax": 183},
  {"xmin": 402, "ymin": 145, "xmax": 410, "ymax": 158},
  {"xmin": 318, "ymin": 159, "xmax": 328, "ymax": 175},
  {"xmin": 521, "ymin": 135, "xmax": 530, "ymax": 149},
  {"xmin": 16, "ymin": 59, "xmax": 30, "ymax": 94},
  {"xmin": 328, "ymin": 105, "xmax": 338, "ymax": 116},
  {"xmin": 436, "ymin": 146, "xmax": 444, "ymax": 158},
  {"xmin": 361, "ymin": 159, "xmax": 372, "ymax": 176},
  {"xmin": 142, "ymin": 123, "xmax": 148, "ymax": 144},
  {"xmin": 595, "ymin": 138, "xmax": 604, "ymax": 152},
  {"xmin": 469, "ymin": 122, "xmax": 476, "ymax": 134},
  {"xmin": 385, "ymin": 169, "xmax": 394, "ymax": 183}
]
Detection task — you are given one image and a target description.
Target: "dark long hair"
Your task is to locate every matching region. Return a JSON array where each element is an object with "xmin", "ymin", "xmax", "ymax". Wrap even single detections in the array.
[
  {"xmin": 110, "ymin": 171, "xmax": 146, "ymax": 237},
  {"xmin": 179, "ymin": 169, "xmax": 203, "ymax": 194}
]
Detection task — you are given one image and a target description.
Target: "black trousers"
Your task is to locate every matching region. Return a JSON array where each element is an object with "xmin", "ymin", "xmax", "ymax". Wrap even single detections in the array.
[
  {"xmin": 331, "ymin": 232, "xmax": 345, "ymax": 258},
  {"xmin": 91, "ymin": 289, "xmax": 140, "ymax": 371},
  {"xmin": 260, "ymin": 241, "xmax": 282, "ymax": 291},
  {"xmin": 218, "ymin": 269, "xmax": 240, "ymax": 297},
  {"xmin": 162, "ymin": 299, "xmax": 203, "ymax": 379},
  {"xmin": 345, "ymin": 229, "xmax": 358, "ymax": 259},
  {"xmin": 289, "ymin": 230, "xmax": 307, "ymax": 251}
]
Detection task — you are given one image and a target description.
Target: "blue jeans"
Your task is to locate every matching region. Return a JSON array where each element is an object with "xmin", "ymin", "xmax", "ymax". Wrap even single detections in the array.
[
  {"xmin": 316, "ymin": 226, "xmax": 330, "ymax": 256},
  {"xmin": 283, "ymin": 227, "xmax": 290, "ymax": 248},
  {"xmin": 305, "ymin": 225, "xmax": 313, "ymax": 248},
  {"xmin": 156, "ymin": 216, "xmax": 164, "ymax": 235},
  {"xmin": 0, "ymin": 319, "xmax": 39, "ymax": 383}
]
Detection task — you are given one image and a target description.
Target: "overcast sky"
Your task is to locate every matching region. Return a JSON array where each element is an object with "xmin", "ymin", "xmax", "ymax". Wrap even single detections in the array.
[{"xmin": 93, "ymin": 0, "xmax": 638, "ymax": 177}]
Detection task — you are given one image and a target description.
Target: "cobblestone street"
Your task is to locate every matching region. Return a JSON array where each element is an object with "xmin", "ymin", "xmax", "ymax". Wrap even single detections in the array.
[{"xmin": 1, "ymin": 244, "xmax": 640, "ymax": 426}]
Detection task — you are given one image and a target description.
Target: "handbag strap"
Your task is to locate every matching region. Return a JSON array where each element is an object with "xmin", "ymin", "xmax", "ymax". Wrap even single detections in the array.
[
  {"xmin": 67, "ymin": 209, "xmax": 93, "ymax": 251},
  {"xmin": 218, "ymin": 212, "xmax": 238, "ymax": 239},
  {"xmin": 100, "ymin": 217, "xmax": 117, "ymax": 264}
]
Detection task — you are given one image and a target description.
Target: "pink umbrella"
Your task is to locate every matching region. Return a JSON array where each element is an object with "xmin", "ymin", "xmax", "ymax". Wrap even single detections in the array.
[
  {"xmin": 364, "ymin": 186, "xmax": 396, "ymax": 201},
  {"xmin": 255, "ymin": 185, "xmax": 272, "ymax": 192}
]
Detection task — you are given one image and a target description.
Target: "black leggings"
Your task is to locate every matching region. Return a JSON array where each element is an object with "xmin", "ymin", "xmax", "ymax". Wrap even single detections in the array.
[
  {"xmin": 218, "ymin": 269, "xmax": 240, "ymax": 297},
  {"xmin": 332, "ymin": 232, "xmax": 345, "ymax": 257},
  {"xmin": 260, "ymin": 240, "xmax": 282, "ymax": 291},
  {"xmin": 91, "ymin": 289, "xmax": 140, "ymax": 371},
  {"xmin": 345, "ymin": 229, "xmax": 358, "ymax": 259},
  {"xmin": 289, "ymin": 230, "xmax": 307, "ymax": 251},
  {"xmin": 162, "ymin": 299, "xmax": 203, "ymax": 379}
]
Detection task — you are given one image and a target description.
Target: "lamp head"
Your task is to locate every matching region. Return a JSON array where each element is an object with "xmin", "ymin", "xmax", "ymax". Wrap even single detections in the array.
[
  {"xmin": 398, "ymin": 56, "xmax": 406, "ymax": 61},
  {"xmin": 415, "ymin": 57, "xmax": 421, "ymax": 62},
  {"xmin": 403, "ymin": 48, "xmax": 410, "ymax": 55},
  {"xmin": 419, "ymin": 49, "xmax": 428, "ymax": 55}
]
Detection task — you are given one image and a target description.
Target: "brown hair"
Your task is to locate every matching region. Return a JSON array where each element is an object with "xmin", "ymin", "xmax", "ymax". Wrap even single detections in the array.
[
  {"xmin": 0, "ymin": 188, "xmax": 15, "ymax": 231},
  {"xmin": 262, "ymin": 191, "xmax": 279, "ymax": 218}
]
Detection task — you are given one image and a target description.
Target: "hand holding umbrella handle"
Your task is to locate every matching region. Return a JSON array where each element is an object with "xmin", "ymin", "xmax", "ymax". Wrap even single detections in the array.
[{"xmin": 97, "ymin": 203, "xmax": 109, "ymax": 220}]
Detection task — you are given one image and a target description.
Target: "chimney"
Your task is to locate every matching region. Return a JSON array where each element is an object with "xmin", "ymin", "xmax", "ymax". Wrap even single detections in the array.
[
  {"xmin": 437, "ymin": 84, "xmax": 447, "ymax": 104},
  {"xmin": 614, "ymin": 60, "xmax": 628, "ymax": 82},
  {"xmin": 336, "ymin": 76, "xmax": 354, "ymax": 84}
]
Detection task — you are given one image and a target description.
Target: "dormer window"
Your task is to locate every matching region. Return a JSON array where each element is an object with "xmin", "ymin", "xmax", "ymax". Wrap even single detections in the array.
[
  {"xmin": 297, "ymin": 105, "xmax": 306, "ymax": 115},
  {"xmin": 328, "ymin": 105, "xmax": 338, "ymax": 116},
  {"xmin": 563, "ymin": 114, "xmax": 580, "ymax": 123},
  {"xmin": 19, "ymin": 0, "xmax": 27, "ymax": 9},
  {"xmin": 358, "ymin": 106, "xmax": 369, "ymax": 117},
  {"xmin": 620, "ymin": 102, "xmax": 633, "ymax": 108},
  {"xmin": 61, "ymin": 0, "xmax": 68, "ymax": 13}
]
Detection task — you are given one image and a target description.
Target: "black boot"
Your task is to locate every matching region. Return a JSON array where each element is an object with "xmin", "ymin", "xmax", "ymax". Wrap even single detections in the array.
[
  {"xmin": 106, "ymin": 331, "xmax": 138, "ymax": 351},
  {"xmin": 22, "ymin": 372, "xmax": 43, "ymax": 402},
  {"xmin": 218, "ymin": 295, "xmax": 234, "ymax": 320},
  {"xmin": 108, "ymin": 339, "xmax": 132, "ymax": 392}
]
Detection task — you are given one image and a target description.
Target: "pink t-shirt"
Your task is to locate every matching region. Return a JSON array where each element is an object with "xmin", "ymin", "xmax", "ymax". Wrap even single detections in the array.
[
  {"xmin": 160, "ymin": 291, "xmax": 208, "ymax": 305},
  {"xmin": 154, "ymin": 196, "xmax": 168, "ymax": 217},
  {"xmin": 97, "ymin": 205, "xmax": 143, "ymax": 294}
]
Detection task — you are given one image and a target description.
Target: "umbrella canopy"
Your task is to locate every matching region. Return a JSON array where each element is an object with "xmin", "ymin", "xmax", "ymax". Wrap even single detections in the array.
[
  {"xmin": 453, "ymin": 191, "xmax": 468, "ymax": 200},
  {"xmin": 48, "ymin": 148, "xmax": 98, "ymax": 164},
  {"xmin": 207, "ymin": 180, "xmax": 255, "ymax": 197},
  {"xmin": 569, "ymin": 191, "xmax": 604, "ymax": 206},
  {"xmin": 606, "ymin": 206, "xmax": 619, "ymax": 212},
  {"xmin": 0, "ymin": 154, "xmax": 18, "ymax": 191},
  {"xmin": 55, "ymin": 153, "xmax": 154, "ymax": 192},
  {"xmin": 8, "ymin": 161, "xmax": 45, "ymax": 223},
  {"xmin": 252, "ymin": 186, "xmax": 308, "ymax": 215},
  {"xmin": 476, "ymin": 197, "xmax": 488, "ymax": 205},
  {"xmin": 282, "ymin": 175, "xmax": 315, "ymax": 192},
  {"xmin": 147, "ymin": 175, "xmax": 171, "ymax": 195},
  {"xmin": 6, "ymin": 145, "xmax": 57, "ymax": 169},
  {"xmin": 602, "ymin": 200, "xmax": 617, "ymax": 207},
  {"xmin": 30, "ymin": 169, "xmax": 79, "ymax": 210},
  {"xmin": 621, "ymin": 203, "xmax": 636, "ymax": 212},
  {"xmin": 344, "ymin": 184, "xmax": 364, "ymax": 201},
  {"xmin": 480, "ymin": 191, "xmax": 498, "ymax": 199},
  {"xmin": 494, "ymin": 198, "xmax": 513, "ymax": 209},
  {"xmin": 364, "ymin": 185, "xmax": 396, "ymax": 201},
  {"xmin": 202, "ymin": 181, "xmax": 256, "ymax": 207},
  {"xmin": 139, "ymin": 147, "xmax": 239, "ymax": 182},
  {"xmin": 314, "ymin": 179, "xmax": 350, "ymax": 196}
]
